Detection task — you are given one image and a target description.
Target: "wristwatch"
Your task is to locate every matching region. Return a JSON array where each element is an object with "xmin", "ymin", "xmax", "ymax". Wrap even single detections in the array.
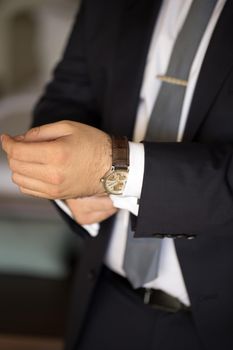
[{"xmin": 100, "ymin": 136, "xmax": 129, "ymax": 195}]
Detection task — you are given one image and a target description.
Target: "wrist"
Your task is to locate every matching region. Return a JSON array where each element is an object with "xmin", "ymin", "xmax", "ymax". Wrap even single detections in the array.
[{"xmin": 95, "ymin": 133, "xmax": 112, "ymax": 195}]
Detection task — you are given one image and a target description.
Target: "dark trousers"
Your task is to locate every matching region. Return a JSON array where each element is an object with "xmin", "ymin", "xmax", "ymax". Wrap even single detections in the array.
[{"xmin": 76, "ymin": 267, "xmax": 204, "ymax": 350}]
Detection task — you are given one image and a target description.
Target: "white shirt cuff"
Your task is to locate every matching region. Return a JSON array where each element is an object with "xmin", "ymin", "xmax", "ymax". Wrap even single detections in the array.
[{"xmin": 124, "ymin": 141, "xmax": 145, "ymax": 198}]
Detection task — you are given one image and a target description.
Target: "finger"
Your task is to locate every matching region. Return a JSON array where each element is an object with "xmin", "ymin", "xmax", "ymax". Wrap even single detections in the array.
[
  {"xmin": 2, "ymin": 135, "xmax": 57, "ymax": 164},
  {"xmin": 9, "ymin": 159, "xmax": 63, "ymax": 185},
  {"xmin": 22, "ymin": 121, "xmax": 73, "ymax": 142},
  {"xmin": 71, "ymin": 207, "xmax": 117, "ymax": 225},
  {"xmin": 19, "ymin": 187, "xmax": 54, "ymax": 199},
  {"xmin": 80, "ymin": 196, "xmax": 115, "ymax": 211},
  {"xmin": 66, "ymin": 197, "xmax": 117, "ymax": 225},
  {"xmin": 94, "ymin": 208, "xmax": 118, "ymax": 218},
  {"xmin": 68, "ymin": 196, "xmax": 115, "ymax": 212},
  {"xmin": 13, "ymin": 135, "xmax": 25, "ymax": 141},
  {"xmin": 86, "ymin": 208, "xmax": 118, "ymax": 224},
  {"xmin": 12, "ymin": 173, "xmax": 58, "ymax": 198}
]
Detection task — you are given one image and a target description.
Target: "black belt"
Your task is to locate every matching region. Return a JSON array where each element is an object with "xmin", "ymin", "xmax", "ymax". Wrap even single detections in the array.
[{"xmin": 102, "ymin": 266, "xmax": 191, "ymax": 313}]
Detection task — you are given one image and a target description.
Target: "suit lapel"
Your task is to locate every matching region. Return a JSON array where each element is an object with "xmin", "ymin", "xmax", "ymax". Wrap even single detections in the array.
[
  {"xmin": 183, "ymin": 0, "xmax": 233, "ymax": 141},
  {"xmin": 104, "ymin": 0, "xmax": 162, "ymax": 138}
]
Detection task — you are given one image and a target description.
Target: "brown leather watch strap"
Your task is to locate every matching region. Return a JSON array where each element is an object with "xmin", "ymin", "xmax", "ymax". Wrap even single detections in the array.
[{"xmin": 111, "ymin": 136, "xmax": 129, "ymax": 168}]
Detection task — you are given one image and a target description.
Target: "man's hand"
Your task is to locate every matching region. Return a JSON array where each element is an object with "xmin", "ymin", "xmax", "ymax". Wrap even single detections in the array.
[
  {"xmin": 66, "ymin": 195, "xmax": 118, "ymax": 225},
  {"xmin": 1, "ymin": 121, "xmax": 112, "ymax": 199}
]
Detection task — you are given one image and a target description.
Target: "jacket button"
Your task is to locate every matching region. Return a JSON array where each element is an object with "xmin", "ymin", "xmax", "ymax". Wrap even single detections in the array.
[
  {"xmin": 187, "ymin": 235, "xmax": 196, "ymax": 240},
  {"xmin": 176, "ymin": 234, "xmax": 185, "ymax": 239},
  {"xmin": 154, "ymin": 233, "xmax": 165, "ymax": 238},
  {"xmin": 153, "ymin": 233, "xmax": 165, "ymax": 238}
]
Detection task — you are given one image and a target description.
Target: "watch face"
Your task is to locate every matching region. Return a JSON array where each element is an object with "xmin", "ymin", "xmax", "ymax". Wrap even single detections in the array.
[{"xmin": 104, "ymin": 170, "xmax": 128, "ymax": 195}]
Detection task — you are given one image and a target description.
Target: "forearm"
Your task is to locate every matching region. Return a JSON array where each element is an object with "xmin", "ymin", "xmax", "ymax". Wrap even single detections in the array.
[{"xmin": 32, "ymin": 2, "xmax": 101, "ymax": 130}]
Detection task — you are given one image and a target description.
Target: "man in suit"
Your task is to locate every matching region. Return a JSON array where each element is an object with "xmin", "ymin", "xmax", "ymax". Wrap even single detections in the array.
[{"xmin": 2, "ymin": 0, "xmax": 233, "ymax": 349}]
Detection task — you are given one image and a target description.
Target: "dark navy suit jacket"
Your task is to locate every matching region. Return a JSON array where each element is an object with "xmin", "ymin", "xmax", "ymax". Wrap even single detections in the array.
[{"xmin": 33, "ymin": 1, "xmax": 233, "ymax": 349}]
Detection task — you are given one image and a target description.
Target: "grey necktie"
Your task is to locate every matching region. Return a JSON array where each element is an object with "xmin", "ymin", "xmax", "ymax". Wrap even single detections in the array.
[{"xmin": 123, "ymin": 0, "xmax": 217, "ymax": 289}]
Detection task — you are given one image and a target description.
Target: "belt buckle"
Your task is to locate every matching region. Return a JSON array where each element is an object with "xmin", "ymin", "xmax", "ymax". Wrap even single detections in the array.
[
  {"xmin": 143, "ymin": 288, "xmax": 152, "ymax": 305},
  {"xmin": 143, "ymin": 288, "xmax": 188, "ymax": 313}
]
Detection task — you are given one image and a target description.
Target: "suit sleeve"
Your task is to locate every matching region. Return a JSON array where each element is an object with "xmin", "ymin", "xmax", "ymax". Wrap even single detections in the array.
[
  {"xmin": 135, "ymin": 141, "xmax": 233, "ymax": 238},
  {"xmin": 32, "ymin": 1, "xmax": 101, "ymax": 129}
]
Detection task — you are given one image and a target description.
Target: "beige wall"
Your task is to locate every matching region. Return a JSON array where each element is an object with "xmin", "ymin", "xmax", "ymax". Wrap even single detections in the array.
[{"xmin": 0, "ymin": 0, "xmax": 79, "ymax": 94}]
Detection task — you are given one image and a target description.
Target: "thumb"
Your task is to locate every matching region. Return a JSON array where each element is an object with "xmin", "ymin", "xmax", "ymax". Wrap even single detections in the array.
[{"xmin": 22, "ymin": 121, "xmax": 72, "ymax": 142}]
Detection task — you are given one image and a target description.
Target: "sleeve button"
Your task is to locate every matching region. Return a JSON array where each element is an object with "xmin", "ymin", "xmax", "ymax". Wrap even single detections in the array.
[
  {"xmin": 153, "ymin": 233, "xmax": 164, "ymax": 238},
  {"xmin": 187, "ymin": 235, "xmax": 196, "ymax": 240}
]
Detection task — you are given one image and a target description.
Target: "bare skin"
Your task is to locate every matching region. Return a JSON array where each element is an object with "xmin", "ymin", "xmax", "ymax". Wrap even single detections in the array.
[
  {"xmin": 1, "ymin": 120, "xmax": 116, "ymax": 225},
  {"xmin": 66, "ymin": 196, "xmax": 118, "ymax": 225},
  {"xmin": 1, "ymin": 120, "xmax": 112, "ymax": 200}
]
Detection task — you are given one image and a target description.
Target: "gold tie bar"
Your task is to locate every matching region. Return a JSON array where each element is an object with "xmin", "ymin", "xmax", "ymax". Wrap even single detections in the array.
[{"xmin": 156, "ymin": 75, "xmax": 188, "ymax": 87}]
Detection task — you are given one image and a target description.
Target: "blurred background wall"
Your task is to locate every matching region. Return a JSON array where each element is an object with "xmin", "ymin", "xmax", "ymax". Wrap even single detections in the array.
[{"xmin": 0, "ymin": 1, "xmax": 81, "ymax": 349}]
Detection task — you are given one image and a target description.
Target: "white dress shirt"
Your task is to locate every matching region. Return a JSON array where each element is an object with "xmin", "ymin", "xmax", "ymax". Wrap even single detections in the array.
[{"xmin": 57, "ymin": 0, "xmax": 226, "ymax": 306}]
